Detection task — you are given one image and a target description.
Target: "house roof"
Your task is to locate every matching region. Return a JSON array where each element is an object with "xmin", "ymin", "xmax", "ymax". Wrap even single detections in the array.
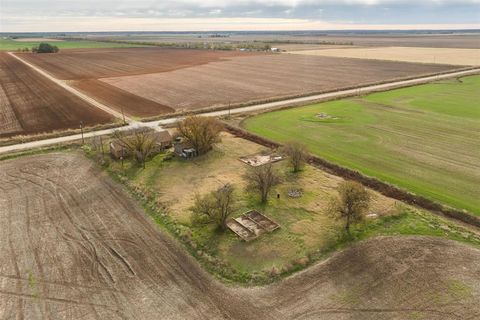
[{"xmin": 154, "ymin": 130, "xmax": 172, "ymax": 143}]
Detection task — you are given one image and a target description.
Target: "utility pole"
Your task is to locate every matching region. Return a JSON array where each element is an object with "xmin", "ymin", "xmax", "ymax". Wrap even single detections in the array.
[
  {"xmin": 80, "ymin": 121, "xmax": 84, "ymax": 145},
  {"xmin": 121, "ymin": 147, "xmax": 125, "ymax": 174},
  {"xmin": 121, "ymin": 105, "xmax": 126, "ymax": 125},
  {"xmin": 99, "ymin": 136, "xmax": 105, "ymax": 161}
]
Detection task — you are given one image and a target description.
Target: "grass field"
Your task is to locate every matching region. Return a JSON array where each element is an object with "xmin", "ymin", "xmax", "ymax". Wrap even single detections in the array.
[
  {"xmin": 0, "ymin": 39, "xmax": 144, "ymax": 51},
  {"xmin": 244, "ymin": 76, "xmax": 480, "ymax": 215}
]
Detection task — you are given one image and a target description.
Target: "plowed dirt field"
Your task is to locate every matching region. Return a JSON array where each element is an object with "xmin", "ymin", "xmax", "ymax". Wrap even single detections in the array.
[
  {"xmin": 0, "ymin": 53, "xmax": 113, "ymax": 138},
  {"xmin": 101, "ymin": 53, "xmax": 458, "ymax": 112},
  {"xmin": 20, "ymin": 48, "xmax": 459, "ymax": 117},
  {"xmin": 0, "ymin": 153, "xmax": 479, "ymax": 320}
]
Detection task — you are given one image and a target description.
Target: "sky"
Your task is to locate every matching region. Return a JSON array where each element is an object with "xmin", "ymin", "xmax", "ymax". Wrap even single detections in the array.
[{"xmin": 1, "ymin": 0, "xmax": 479, "ymax": 32}]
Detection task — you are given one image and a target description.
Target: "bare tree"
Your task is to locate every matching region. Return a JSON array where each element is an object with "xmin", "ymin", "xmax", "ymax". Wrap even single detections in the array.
[
  {"xmin": 190, "ymin": 184, "xmax": 236, "ymax": 231},
  {"xmin": 244, "ymin": 164, "xmax": 280, "ymax": 203},
  {"xmin": 113, "ymin": 128, "xmax": 157, "ymax": 168},
  {"xmin": 177, "ymin": 116, "xmax": 223, "ymax": 155},
  {"xmin": 283, "ymin": 141, "xmax": 308, "ymax": 173},
  {"xmin": 328, "ymin": 181, "xmax": 371, "ymax": 235}
]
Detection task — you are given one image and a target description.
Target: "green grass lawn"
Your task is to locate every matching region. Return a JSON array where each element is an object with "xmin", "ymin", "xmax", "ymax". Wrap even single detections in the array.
[
  {"xmin": 0, "ymin": 39, "xmax": 146, "ymax": 51},
  {"xmin": 244, "ymin": 76, "xmax": 480, "ymax": 215}
]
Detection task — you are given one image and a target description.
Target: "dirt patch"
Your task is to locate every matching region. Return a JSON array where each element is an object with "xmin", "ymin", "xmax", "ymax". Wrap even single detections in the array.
[
  {"xmin": 0, "ymin": 52, "xmax": 114, "ymax": 138},
  {"xmin": 258, "ymin": 236, "xmax": 480, "ymax": 319},
  {"xmin": 239, "ymin": 153, "xmax": 284, "ymax": 167},
  {"xmin": 0, "ymin": 153, "xmax": 479, "ymax": 319}
]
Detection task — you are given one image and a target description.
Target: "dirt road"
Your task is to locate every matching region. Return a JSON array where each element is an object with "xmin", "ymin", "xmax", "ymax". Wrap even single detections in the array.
[{"xmin": 1, "ymin": 153, "xmax": 479, "ymax": 319}]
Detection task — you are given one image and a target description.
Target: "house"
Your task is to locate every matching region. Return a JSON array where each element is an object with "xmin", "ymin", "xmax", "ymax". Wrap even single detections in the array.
[
  {"xmin": 109, "ymin": 140, "xmax": 129, "ymax": 159},
  {"xmin": 153, "ymin": 130, "xmax": 173, "ymax": 150}
]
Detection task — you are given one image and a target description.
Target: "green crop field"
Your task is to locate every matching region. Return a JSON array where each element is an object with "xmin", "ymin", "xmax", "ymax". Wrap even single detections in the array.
[
  {"xmin": 244, "ymin": 76, "xmax": 480, "ymax": 215},
  {"xmin": 0, "ymin": 39, "xmax": 145, "ymax": 51}
]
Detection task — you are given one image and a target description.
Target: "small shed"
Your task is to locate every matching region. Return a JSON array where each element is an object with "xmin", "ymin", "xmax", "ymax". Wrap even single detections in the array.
[{"xmin": 174, "ymin": 143, "xmax": 198, "ymax": 158}]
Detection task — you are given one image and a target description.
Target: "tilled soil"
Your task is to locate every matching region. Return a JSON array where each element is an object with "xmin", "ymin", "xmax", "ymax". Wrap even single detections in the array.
[
  {"xmin": 1, "ymin": 153, "xmax": 479, "ymax": 320},
  {"xmin": 20, "ymin": 47, "xmax": 459, "ymax": 118},
  {"xmin": 72, "ymin": 79, "xmax": 175, "ymax": 117},
  {"xmin": 101, "ymin": 54, "xmax": 458, "ymax": 112},
  {"xmin": 0, "ymin": 53, "xmax": 113, "ymax": 138},
  {"xmin": 19, "ymin": 48, "xmax": 256, "ymax": 80}
]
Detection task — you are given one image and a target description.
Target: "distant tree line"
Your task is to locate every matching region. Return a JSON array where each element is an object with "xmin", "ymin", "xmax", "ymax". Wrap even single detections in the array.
[{"xmin": 72, "ymin": 37, "xmax": 271, "ymax": 51}]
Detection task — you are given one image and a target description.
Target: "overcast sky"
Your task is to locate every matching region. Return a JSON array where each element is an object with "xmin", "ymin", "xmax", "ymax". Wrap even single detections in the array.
[{"xmin": 1, "ymin": 0, "xmax": 479, "ymax": 32}]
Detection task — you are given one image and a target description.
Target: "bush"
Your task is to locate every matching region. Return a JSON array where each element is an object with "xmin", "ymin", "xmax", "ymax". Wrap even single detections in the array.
[{"xmin": 32, "ymin": 43, "xmax": 59, "ymax": 53}]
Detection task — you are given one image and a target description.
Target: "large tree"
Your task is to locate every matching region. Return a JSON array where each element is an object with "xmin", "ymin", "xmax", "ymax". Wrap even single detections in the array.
[
  {"xmin": 32, "ymin": 43, "xmax": 59, "ymax": 53},
  {"xmin": 176, "ymin": 116, "xmax": 223, "ymax": 155},
  {"xmin": 190, "ymin": 183, "xmax": 236, "ymax": 231},
  {"xmin": 282, "ymin": 141, "xmax": 308, "ymax": 173},
  {"xmin": 113, "ymin": 128, "xmax": 157, "ymax": 168},
  {"xmin": 244, "ymin": 164, "xmax": 280, "ymax": 203},
  {"xmin": 328, "ymin": 181, "xmax": 371, "ymax": 234}
]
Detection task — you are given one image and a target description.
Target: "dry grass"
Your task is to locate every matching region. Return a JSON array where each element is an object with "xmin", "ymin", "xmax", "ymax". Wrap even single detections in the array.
[
  {"xmin": 289, "ymin": 46, "xmax": 480, "ymax": 66},
  {"xmin": 124, "ymin": 132, "xmax": 400, "ymax": 273}
]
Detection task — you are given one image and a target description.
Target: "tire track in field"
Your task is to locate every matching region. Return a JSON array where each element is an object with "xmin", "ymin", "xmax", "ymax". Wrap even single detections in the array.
[{"xmin": 1, "ymin": 153, "xmax": 479, "ymax": 320}]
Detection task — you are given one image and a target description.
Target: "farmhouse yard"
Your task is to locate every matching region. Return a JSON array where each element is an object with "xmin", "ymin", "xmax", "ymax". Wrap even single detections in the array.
[{"xmin": 103, "ymin": 132, "xmax": 479, "ymax": 277}]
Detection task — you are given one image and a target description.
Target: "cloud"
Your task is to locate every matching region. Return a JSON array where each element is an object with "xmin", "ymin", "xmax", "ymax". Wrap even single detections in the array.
[{"xmin": 1, "ymin": 0, "xmax": 479, "ymax": 31}]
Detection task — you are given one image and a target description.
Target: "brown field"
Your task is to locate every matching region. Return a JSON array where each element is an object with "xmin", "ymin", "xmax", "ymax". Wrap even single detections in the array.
[
  {"xmin": 0, "ymin": 53, "xmax": 113, "ymax": 138},
  {"xmin": 72, "ymin": 79, "xmax": 174, "ymax": 117},
  {"xmin": 289, "ymin": 47, "xmax": 480, "ymax": 66},
  {"xmin": 20, "ymin": 47, "xmax": 254, "ymax": 80},
  {"xmin": 18, "ymin": 47, "xmax": 463, "ymax": 118},
  {"xmin": 101, "ymin": 53, "xmax": 458, "ymax": 112},
  {"xmin": 1, "ymin": 152, "xmax": 479, "ymax": 319}
]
